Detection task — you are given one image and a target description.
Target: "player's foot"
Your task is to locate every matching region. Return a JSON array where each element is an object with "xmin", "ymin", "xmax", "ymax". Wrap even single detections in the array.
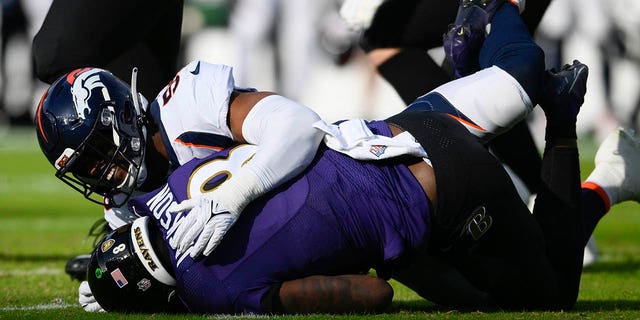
[
  {"xmin": 443, "ymin": 0, "xmax": 524, "ymax": 78},
  {"xmin": 64, "ymin": 218, "xmax": 113, "ymax": 281},
  {"xmin": 538, "ymin": 60, "xmax": 589, "ymax": 126},
  {"xmin": 587, "ymin": 128, "xmax": 640, "ymax": 206}
]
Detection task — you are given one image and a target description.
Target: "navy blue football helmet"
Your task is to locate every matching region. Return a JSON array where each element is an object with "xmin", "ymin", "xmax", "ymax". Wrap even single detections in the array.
[
  {"xmin": 87, "ymin": 216, "xmax": 184, "ymax": 313},
  {"xmin": 35, "ymin": 68, "xmax": 148, "ymax": 207}
]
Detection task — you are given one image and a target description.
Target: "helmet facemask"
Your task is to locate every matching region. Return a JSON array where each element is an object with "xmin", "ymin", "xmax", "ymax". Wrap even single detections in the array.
[{"xmin": 55, "ymin": 99, "xmax": 146, "ymax": 207}]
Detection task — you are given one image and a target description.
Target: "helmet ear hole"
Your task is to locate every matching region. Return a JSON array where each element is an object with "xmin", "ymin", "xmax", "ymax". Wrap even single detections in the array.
[{"xmin": 122, "ymin": 99, "xmax": 134, "ymax": 123}]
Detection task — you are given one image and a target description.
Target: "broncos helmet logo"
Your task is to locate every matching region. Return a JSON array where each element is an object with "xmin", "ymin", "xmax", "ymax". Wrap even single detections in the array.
[{"xmin": 68, "ymin": 68, "xmax": 111, "ymax": 120}]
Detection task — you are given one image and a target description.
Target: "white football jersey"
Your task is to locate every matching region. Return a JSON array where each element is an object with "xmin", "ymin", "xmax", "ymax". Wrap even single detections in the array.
[
  {"xmin": 148, "ymin": 60, "xmax": 254, "ymax": 168},
  {"xmin": 106, "ymin": 61, "xmax": 254, "ymax": 228}
]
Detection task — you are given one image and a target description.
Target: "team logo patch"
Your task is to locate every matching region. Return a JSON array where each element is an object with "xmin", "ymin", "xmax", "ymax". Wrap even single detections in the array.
[
  {"xmin": 110, "ymin": 268, "xmax": 129, "ymax": 288},
  {"xmin": 137, "ymin": 278, "xmax": 152, "ymax": 292},
  {"xmin": 56, "ymin": 155, "xmax": 70, "ymax": 168},
  {"xmin": 95, "ymin": 268, "xmax": 103, "ymax": 279},
  {"xmin": 54, "ymin": 148, "xmax": 77, "ymax": 170},
  {"xmin": 462, "ymin": 206, "xmax": 493, "ymax": 241},
  {"xmin": 69, "ymin": 68, "xmax": 108, "ymax": 119},
  {"xmin": 101, "ymin": 239, "xmax": 115, "ymax": 252},
  {"xmin": 369, "ymin": 145, "xmax": 387, "ymax": 157}
]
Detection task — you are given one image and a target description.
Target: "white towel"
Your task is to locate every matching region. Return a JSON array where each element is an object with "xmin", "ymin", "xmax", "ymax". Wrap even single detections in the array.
[{"xmin": 313, "ymin": 119, "xmax": 429, "ymax": 160}]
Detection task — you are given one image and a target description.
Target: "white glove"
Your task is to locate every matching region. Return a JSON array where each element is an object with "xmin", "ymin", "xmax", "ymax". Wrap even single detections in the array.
[
  {"xmin": 339, "ymin": 0, "xmax": 384, "ymax": 31},
  {"xmin": 168, "ymin": 195, "xmax": 239, "ymax": 258},
  {"xmin": 78, "ymin": 281, "xmax": 105, "ymax": 312}
]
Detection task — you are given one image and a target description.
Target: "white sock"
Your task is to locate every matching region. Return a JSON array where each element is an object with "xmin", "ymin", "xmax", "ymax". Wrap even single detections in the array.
[{"xmin": 584, "ymin": 165, "xmax": 622, "ymax": 207}]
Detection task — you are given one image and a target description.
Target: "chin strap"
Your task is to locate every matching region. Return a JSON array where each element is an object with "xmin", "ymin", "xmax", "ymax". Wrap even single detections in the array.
[
  {"xmin": 130, "ymin": 67, "xmax": 142, "ymax": 114},
  {"xmin": 130, "ymin": 67, "xmax": 149, "ymax": 189}
]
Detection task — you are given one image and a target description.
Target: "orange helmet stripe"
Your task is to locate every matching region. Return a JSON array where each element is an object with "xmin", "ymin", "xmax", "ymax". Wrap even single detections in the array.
[
  {"xmin": 66, "ymin": 67, "xmax": 91, "ymax": 84},
  {"xmin": 36, "ymin": 89, "xmax": 49, "ymax": 143}
]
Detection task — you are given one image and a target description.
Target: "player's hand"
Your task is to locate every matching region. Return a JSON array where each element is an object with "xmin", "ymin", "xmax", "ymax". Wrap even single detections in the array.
[
  {"xmin": 339, "ymin": 0, "xmax": 383, "ymax": 31},
  {"xmin": 168, "ymin": 196, "xmax": 239, "ymax": 258},
  {"xmin": 78, "ymin": 281, "xmax": 104, "ymax": 312}
]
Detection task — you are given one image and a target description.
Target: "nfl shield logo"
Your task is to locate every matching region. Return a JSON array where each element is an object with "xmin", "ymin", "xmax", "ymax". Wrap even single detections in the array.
[{"xmin": 369, "ymin": 145, "xmax": 387, "ymax": 157}]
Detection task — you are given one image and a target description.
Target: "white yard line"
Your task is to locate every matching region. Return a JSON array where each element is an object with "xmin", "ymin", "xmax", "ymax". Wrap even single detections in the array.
[
  {"xmin": 0, "ymin": 267, "xmax": 63, "ymax": 277},
  {"xmin": 0, "ymin": 303, "xmax": 73, "ymax": 311}
]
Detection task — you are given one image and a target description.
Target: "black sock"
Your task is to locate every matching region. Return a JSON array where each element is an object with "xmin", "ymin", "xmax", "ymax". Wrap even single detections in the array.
[{"xmin": 581, "ymin": 188, "xmax": 607, "ymax": 246}]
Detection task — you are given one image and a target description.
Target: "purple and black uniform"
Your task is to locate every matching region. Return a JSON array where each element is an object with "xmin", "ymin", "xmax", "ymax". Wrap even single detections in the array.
[{"xmin": 129, "ymin": 121, "xmax": 431, "ymax": 314}]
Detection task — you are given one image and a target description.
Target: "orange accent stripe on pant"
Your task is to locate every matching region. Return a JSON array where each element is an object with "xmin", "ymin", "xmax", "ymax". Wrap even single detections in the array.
[{"xmin": 446, "ymin": 114, "xmax": 486, "ymax": 132}]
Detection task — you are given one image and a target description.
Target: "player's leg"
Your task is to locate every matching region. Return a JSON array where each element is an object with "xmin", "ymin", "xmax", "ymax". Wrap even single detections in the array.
[
  {"xmin": 432, "ymin": 61, "xmax": 589, "ymax": 310},
  {"xmin": 406, "ymin": 0, "xmax": 544, "ymax": 141},
  {"xmin": 478, "ymin": 1, "xmax": 542, "ymax": 106},
  {"xmin": 581, "ymin": 128, "xmax": 640, "ymax": 242},
  {"xmin": 487, "ymin": 121, "xmax": 542, "ymax": 193},
  {"xmin": 387, "ymin": 61, "xmax": 588, "ymax": 310},
  {"xmin": 32, "ymin": 0, "xmax": 183, "ymax": 96},
  {"xmin": 387, "ymin": 110, "xmax": 558, "ymax": 310},
  {"xmin": 374, "ymin": 48, "xmax": 452, "ymax": 104},
  {"xmin": 357, "ymin": 0, "xmax": 457, "ymax": 104},
  {"xmin": 520, "ymin": 60, "xmax": 590, "ymax": 309},
  {"xmin": 391, "ymin": 252, "xmax": 496, "ymax": 309}
]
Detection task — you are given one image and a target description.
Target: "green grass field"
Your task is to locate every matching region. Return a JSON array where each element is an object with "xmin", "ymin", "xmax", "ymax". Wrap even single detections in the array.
[{"xmin": 1, "ymin": 126, "xmax": 639, "ymax": 320}]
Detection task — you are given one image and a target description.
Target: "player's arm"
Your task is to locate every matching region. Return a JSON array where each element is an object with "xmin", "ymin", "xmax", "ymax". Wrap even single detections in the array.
[
  {"xmin": 222, "ymin": 90, "xmax": 324, "ymax": 214},
  {"xmin": 269, "ymin": 275, "xmax": 393, "ymax": 314},
  {"xmin": 169, "ymin": 90, "xmax": 325, "ymax": 257}
]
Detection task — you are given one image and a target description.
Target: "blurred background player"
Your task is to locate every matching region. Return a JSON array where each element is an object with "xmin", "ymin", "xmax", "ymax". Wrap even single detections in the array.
[
  {"xmin": 0, "ymin": 0, "xmax": 51, "ymax": 126},
  {"xmin": 228, "ymin": 0, "xmax": 324, "ymax": 101}
]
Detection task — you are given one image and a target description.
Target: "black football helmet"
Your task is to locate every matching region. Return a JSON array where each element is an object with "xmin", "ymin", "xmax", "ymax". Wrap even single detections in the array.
[
  {"xmin": 87, "ymin": 216, "xmax": 184, "ymax": 313},
  {"xmin": 35, "ymin": 67, "xmax": 148, "ymax": 207}
]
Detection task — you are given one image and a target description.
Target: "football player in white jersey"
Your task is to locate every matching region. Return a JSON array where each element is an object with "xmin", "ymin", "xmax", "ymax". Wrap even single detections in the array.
[{"xmin": 36, "ymin": 61, "xmax": 325, "ymax": 259}]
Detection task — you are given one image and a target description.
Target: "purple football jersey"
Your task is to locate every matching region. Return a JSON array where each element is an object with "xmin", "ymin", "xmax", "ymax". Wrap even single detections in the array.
[{"xmin": 128, "ymin": 120, "xmax": 432, "ymax": 314}]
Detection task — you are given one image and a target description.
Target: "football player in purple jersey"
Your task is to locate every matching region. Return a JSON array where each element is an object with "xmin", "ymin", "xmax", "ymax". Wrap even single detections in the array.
[{"xmin": 82, "ymin": 60, "xmax": 640, "ymax": 313}]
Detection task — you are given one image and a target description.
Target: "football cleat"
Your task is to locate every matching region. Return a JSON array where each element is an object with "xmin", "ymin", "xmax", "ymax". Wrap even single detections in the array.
[
  {"xmin": 538, "ymin": 60, "xmax": 589, "ymax": 125},
  {"xmin": 443, "ymin": 0, "xmax": 525, "ymax": 78},
  {"xmin": 65, "ymin": 254, "xmax": 91, "ymax": 281},
  {"xmin": 591, "ymin": 128, "xmax": 640, "ymax": 206},
  {"xmin": 65, "ymin": 218, "xmax": 113, "ymax": 281}
]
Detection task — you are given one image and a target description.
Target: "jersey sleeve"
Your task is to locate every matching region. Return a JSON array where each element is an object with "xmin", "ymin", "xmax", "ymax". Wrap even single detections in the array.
[{"xmin": 150, "ymin": 61, "xmax": 238, "ymax": 166}]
